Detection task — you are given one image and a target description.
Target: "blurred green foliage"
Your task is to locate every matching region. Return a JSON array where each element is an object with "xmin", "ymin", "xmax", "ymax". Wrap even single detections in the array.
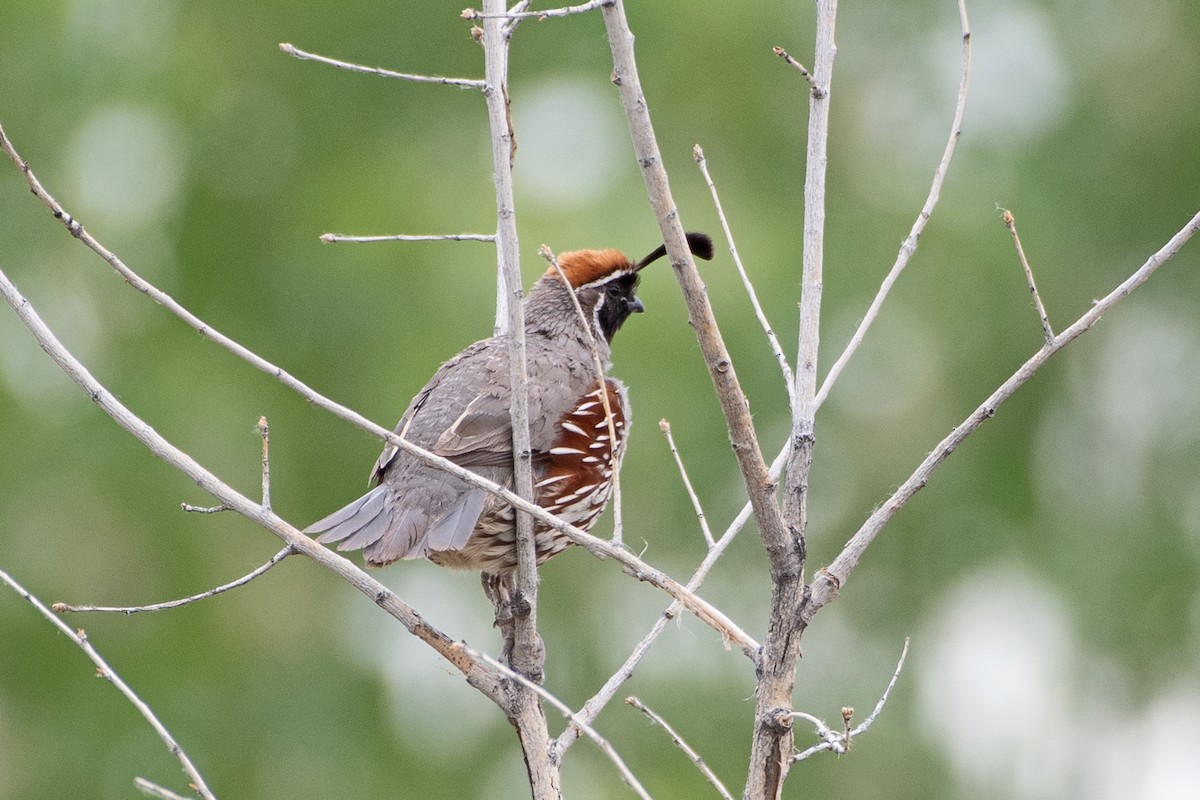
[{"xmin": 2, "ymin": 1, "xmax": 1199, "ymax": 798}]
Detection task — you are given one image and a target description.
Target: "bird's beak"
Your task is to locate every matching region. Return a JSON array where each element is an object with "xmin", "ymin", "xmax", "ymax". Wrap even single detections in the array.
[{"xmin": 629, "ymin": 297, "xmax": 645, "ymax": 314}]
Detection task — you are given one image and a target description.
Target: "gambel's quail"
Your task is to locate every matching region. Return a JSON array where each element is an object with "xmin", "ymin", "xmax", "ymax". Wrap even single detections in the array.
[{"xmin": 307, "ymin": 233, "xmax": 714, "ymax": 580}]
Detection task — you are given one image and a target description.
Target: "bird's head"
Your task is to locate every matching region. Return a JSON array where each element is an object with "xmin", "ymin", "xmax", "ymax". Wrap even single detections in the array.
[{"xmin": 530, "ymin": 232, "xmax": 714, "ymax": 343}]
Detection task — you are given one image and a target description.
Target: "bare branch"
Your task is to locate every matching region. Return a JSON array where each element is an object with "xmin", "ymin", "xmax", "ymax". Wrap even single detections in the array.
[
  {"xmin": 814, "ymin": 0, "xmax": 971, "ymax": 412},
  {"xmin": 134, "ymin": 777, "xmax": 193, "ymax": 800},
  {"xmin": 0, "ymin": 568, "xmax": 217, "ymax": 799},
  {"xmin": 807, "ymin": 208, "xmax": 1200, "ymax": 615},
  {"xmin": 278, "ymin": 42, "xmax": 485, "ymax": 89},
  {"xmin": 257, "ymin": 416, "xmax": 271, "ymax": 512},
  {"xmin": 180, "ymin": 503, "xmax": 230, "ymax": 514},
  {"xmin": 477, "ymin": 6, "xmax": 559, "ymax": 794},
  {"xmin": 501, "ymin": 1, "xmax": 533, "ymax": 38},
  {"xmin": 772, "ymin": 46, "xmax": 824, "ymax": 98},
  {"xmin": 1001, "ymin": 207, "xmax": 1054, "ymax": 342},
  {"xmin": 694, "ymin": 145, "xmax": 795, "ymax": 403},
  {"xmin": 626, "ymin": 696, "xmax": 734, "ymax": 800},
  {"xmin": 57, "ymin": 415, "xmax": 288, "ymax": 615},
  {"xmin": 658, "ymin": 419, "xmax": 714, "ymax": 548},
  {"xmin": 791, "ymin": 638, "xmax": 909, "ymax": 762},
  {"xmin": 481, "ymin": 0, "xmax": 544, "ymax": 696},
  {"xmin": 53, "ymin": 547, "xmax": 294, "ymax": 615},
  {"xmin": 462, "ymin": 0, "xmax": 610, "ymax": 21},
  {"xmin": 470, "ymin": 649, "xmax": 652, "ymax": 800},
  {"xmin": 319, "ymin": 232, "xmax": 496, "ymax": 244}
]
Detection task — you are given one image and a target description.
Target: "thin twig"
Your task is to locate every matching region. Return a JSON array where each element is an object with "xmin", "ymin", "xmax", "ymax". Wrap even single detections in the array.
[
  {"xmin": 502, "ymin": 0, "xmax": 533, "ymax": 38},
  {"xmin": 659, "ymin": 419, "xmax": 714, "ymax": 548},
  {"xmin": 694, "ymin": 145, "xmax": 795, "ymax": 402},
  {"xmin": 806, "ymin": 207, "xmax": 1200, "ymax": 615},
  {"xmin": 53, "ymin": 547, "xmax": 294, "ymax": 615},
  {"xmin": 319, "ymin": 232, "xmax": 496, "ymax": 244},
  {"xmin": 258, "ymin": 416, "xmax": 271, "ymax": 512},
  {"xmin": 0, "ymin": 568, "xmax": 217, "ymax": 799},
  {"xmin": 1001, "ymin": 208, "xmax": 1054, "ymax": 342},
  {"xmin": 0, "ymin": 121, "xmax": 756, "ymax": 657},
  {"xmin": 134, "ymin": 777, "xmax": 193, "ymax": 800},
  {"xmin": 772, "ymin": 46, "xmax": 824, "ymax": 98},
  {"xmin": 814, "ymin": 0, "xmax": 971, "ymax": 412},
  {"xmin": 541, "ymin": 244, "xmax": 626, "ymax": 545},
  {"xmin": 182, "ymin": 417, "xmax": 271, "ymax": 515},
  {"xmin": 468, "ymin": 648, "xmax": 652, "ymax": 800},
  {"xmin": 278, "ymin": 43, "xmax": 485, "ymax": 89},
  {"xmin": 180, "ymin": 503, "xmax": 229, "ymax": 514},
  {"xmin": 790, "ymin": 638, "xmax": 909, "ymax": 762},
  {"xmin": 462, "ymin": 0, "xmax": 610, "ymax": 21},
  {"xmin": 627, "ymin": 696, "xmax": 734, "ymax": 800}
]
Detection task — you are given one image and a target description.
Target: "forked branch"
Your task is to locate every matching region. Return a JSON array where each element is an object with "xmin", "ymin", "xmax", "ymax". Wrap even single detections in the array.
[{"xmin": 806, "ymin": 208, "xmax": 1200, "ymax": 616}]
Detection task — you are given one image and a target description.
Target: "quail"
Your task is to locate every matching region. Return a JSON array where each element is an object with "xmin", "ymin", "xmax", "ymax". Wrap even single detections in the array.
[{"xmin": 306, "ymin": 233, "xmax": 714, "ymax": 581}]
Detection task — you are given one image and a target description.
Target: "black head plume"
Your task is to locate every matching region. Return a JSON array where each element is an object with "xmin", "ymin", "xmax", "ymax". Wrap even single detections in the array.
[{"xmin": 634, "ymin": 232, "xmax": 715, "ymax": 271}]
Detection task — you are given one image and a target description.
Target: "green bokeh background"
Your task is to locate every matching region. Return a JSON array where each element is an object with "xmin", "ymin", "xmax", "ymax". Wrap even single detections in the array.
[{"xmin": 2, "ymin": 2, "xmax": 1199, "ymax": 798}]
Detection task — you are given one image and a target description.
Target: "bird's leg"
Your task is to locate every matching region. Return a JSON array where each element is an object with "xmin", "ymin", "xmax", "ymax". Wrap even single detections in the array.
[
  {"xmin": 482, "ymin": 571, "xmax": 516, "ymax": 663},
  {"xmin": 482, "ymin": 572, "xmax": 545, "ymax": 682}
]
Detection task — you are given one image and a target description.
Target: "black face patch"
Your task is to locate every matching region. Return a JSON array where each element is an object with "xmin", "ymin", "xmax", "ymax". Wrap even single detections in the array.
[{"xmin": 594, "ymin": 272, "xmax": 642, "ymax": 342}]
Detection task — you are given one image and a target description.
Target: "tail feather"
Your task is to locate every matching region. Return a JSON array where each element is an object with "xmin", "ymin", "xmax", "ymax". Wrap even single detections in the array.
[
  {"xmin": 362, "ymin": 506, "xmax": 426, "ymax": 565},
  {"xmin": 305, "ymin": 485, "xmax": 389, "ymax": 546},
  {"xmin": 307, "ymin": 484, "xmax": 489, "ymax": 568}
]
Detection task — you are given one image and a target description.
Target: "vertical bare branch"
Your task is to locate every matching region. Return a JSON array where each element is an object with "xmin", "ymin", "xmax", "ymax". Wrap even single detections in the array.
[
  {"xmin": 814, "ymin": 0, "xmax": 972, "ymax": 411},
  {"xmin": 745, "ymin": 2, "xmax": 839, "ymax": 797},
  {"xmin": 480, "ymin": 1, "xmax": 559, "ymax": 795},
  {"xmin": 257, "ymin": 416, "xmax": 272, "ymax": 512}
]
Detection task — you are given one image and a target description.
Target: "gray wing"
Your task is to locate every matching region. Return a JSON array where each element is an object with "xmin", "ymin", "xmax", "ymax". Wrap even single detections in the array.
[
  {"xmin": 306, "ymin": 339, "xmax": 512, "ymax": 567},
  {"xmin": 306, "ymin": 336, "xmax": 599, "ymax": 568}
]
